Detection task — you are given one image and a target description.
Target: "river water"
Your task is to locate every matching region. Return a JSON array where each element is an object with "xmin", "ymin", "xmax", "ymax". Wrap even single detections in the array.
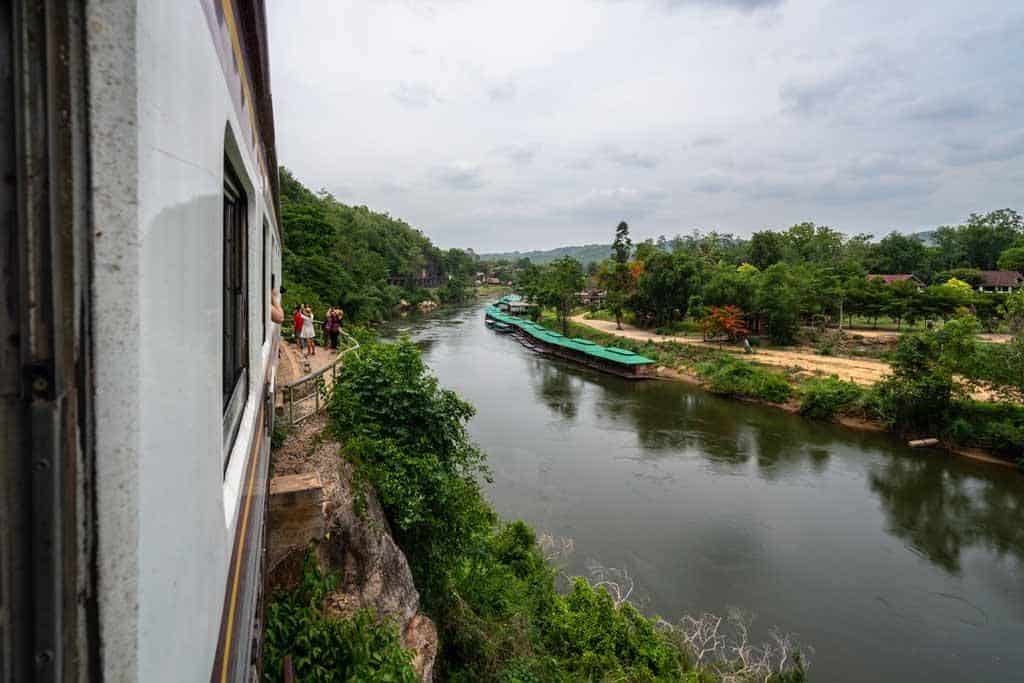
[{"xmin": 387, "ymin": 301, "xmax": 1024, "ymax": 682}]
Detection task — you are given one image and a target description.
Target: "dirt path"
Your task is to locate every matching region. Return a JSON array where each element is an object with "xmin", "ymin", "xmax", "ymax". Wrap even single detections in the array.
[
  {"xmin": 837, "ymin": 327, "xmax": 1012, "ymax": 344},
  {"xmin": 572, "ymin": 315, "xmax": 894, "ymax": 385},
  {"xmin": 278, "ymin": 339, "xmax": 339, "ymax": 385},
  {"xmin": 571, "ymin": 316, "xmax": 1021, "ymax": 403}
]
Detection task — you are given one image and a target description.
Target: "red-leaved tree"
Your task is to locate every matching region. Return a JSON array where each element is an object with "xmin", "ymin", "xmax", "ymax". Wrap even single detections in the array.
[{"xmin": 701, "ymin": 305, "xmax": 749, "ymax": 341}]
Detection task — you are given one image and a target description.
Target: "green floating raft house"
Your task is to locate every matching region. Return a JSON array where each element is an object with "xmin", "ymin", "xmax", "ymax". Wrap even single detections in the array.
[{"xmin": 485, "ymin": 302, "xmax": 657, "ymax": 378}]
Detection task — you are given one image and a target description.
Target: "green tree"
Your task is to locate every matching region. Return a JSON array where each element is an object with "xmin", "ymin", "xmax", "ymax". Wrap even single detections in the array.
[
  {"xmin": 755, "ymin": 263, "xmax": 801, "ymax": 344},
  {"xmin": 747, "ymin": 230, "xmax": 784, "ymax": 269},
  {"xmin": 1006, "ymin": 290, "xmax": 1024, "ymax": 335},
  {"xmin": 612, "ymin": 220, "xmax": 632, "ymax": 264},
  {"xmin": 997, "ymin": 246, "xmax": 1024, "ymax": 272},
  {"xmin": 538, "ymin": 257, "xmax": 585, "ymax": 335},
  {"xmin": 782, "ymin": 222, "xmax": 844, "ymax": 263},
  {"xmin": 934, "ymin": 209, "xmax": 1023, "ymax": 270},
  {"xmin": 634, "ymin": 250, "xmax": 703, "ymax": 327},
  {"xmin": 868, "ymin": 231, "xmax": 928, "ymax": 274},
  {"xmin": 597, "ymin": 259, "xmax": 634, "ymax": 329}
]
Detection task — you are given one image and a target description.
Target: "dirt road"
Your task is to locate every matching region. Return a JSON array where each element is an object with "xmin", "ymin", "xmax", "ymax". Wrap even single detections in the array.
[{"xmin": 572, "ymin": 315, "xmax": 894, "ymax": 385}]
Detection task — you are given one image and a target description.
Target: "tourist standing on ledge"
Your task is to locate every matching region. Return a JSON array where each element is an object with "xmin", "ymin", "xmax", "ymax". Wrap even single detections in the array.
[
  {"xmin": 292, "ymin": 305, "xmax": 303, "ymax": 346},
  {"xmin": 299, "ymin": 304, "xmax": 316, "ymax": 357},
  {"xmin": 325, "ymin": 307, "xmax": 341, "ymax": 349}
]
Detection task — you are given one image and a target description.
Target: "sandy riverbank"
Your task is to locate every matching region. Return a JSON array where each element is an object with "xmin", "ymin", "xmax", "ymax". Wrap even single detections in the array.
[{"xmin": 572, "ymin": 315, "xmax": 892, "ymax": 384}]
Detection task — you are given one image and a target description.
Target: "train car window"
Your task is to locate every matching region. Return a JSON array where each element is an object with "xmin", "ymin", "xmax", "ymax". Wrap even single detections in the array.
[
  {"xmin": 262, "ymin": 219, "xmax": 268, "ymax": 343},
  {"xmin": 222, "ymin": 161, "xmax": 249, "ymax": 457}
]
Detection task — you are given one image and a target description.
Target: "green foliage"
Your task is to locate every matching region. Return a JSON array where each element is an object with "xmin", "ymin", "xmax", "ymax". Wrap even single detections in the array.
[
  {"xmin": 613, "ymin": 221, "xmax": 633, "ymax": 264},
  {"xmin": 942, "ymin": 401, "xmax": 1024, "ymax": 456},
  {"xmin": 539, "ymin": 578, "xmax": 685, "ymax": 680},
  {"xmin": 280, "ymin": 168, "xmax": 478, "ymax": 323},
  {"xmin": 747, "ymin": 230, "xmax": 784, "ymax": 269},
  {"xmin": 328, "ymin": 340, "xmax": 492, "ymax": 606},
  {"xmin": 1005, "ymin": 291, "xmax": 1024, "ymax": 334},
  {"xmin": 868, "ymin": 231, "xmax": 928, "ymax": 275},
  {"xmin": 597, "ymin": 258, "xmax": 636, "ymax": 329},
  {"xmin": 263, "ymin": 554, "xmax": 417, "ymax": 682},
  {"xmin": 867, "ymin": 332, "xmax": 957, "ymax": 432},
  {"xmin": 799, "ymin": 377, "xmax": 864, "ymax": 420},
  {"xmin": 634, "ymin": 250, "xmax": 704, "ymax": 327},
  {"xmin": 271, "ymin": 422, "xmax": 289, "ymax": 451},
  {"xmin": 755, "ymin": 264, "xmax": 800, "ymax": 344},
  {"xmin": 522, "ymin": 257, "xmax": 585, "ymax": 335},
  {"xmin": 696, "ymin": 357, "xmax": 793, "ymax": 403},
  {"xmin": 997, "ymin": 245, "xmax": 1024, "ymax": 272},
  {"xmin": 933, "ymin": 209, "xmax": 1023, "ymax": 271}
]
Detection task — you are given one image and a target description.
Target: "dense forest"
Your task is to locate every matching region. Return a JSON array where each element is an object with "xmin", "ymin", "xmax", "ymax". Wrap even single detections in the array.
[
  {"xmin": 511, "ymin": 210, "xmax": 1024, "ymax": 341},
  {"xmin": 279, "ymin": 168, "xmax": 477, "ymax": 321}
]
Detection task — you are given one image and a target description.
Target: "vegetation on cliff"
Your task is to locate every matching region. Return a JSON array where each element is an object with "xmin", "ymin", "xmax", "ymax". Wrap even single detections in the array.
[
  {"xmin": 279, "ymin": 169, "xmax": 477, "ymax": 322},
  {"xmin": 263, "ymin": 555, "xmax": 418, "ymax": 682}
]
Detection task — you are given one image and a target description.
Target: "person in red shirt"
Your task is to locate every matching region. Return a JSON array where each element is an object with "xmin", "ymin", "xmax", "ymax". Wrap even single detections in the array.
[{"xmin": 292, "ymin": 305, "xmax": 303, "ymax": 346}]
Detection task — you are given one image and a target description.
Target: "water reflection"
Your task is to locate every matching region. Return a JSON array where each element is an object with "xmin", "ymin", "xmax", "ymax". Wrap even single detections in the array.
[
  {"xmin": 526, "ymin": 357, "xmax": 583, "ymax": 421},
  {"xmin": 870, "ymin": 455, "xmax": 1024, "ymax": 573}
]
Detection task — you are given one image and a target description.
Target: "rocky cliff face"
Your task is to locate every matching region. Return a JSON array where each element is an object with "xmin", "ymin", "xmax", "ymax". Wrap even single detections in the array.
[{"xmin": 268, "ymin": 414, "xmax": 437, "ymax": 681}]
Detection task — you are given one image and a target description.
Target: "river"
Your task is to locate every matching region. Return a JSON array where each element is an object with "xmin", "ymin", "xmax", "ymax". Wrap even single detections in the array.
[{"xmin": 386, "ymin": 301, "xmax": 1024, "ymax": 682}]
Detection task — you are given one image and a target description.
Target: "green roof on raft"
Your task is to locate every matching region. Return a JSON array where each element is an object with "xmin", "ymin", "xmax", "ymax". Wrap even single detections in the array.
[{"xmin": 485, "ymin": 305, "xmax": 656, "ymax": 366}]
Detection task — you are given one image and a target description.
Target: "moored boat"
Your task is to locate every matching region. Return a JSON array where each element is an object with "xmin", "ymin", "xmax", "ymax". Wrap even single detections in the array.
[{"xmin": 485, "ymin": 304, "xmax": 656, "ymax": 378}]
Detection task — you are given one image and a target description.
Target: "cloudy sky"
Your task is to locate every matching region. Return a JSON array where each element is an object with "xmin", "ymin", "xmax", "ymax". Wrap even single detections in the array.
[{"xmin": 267, "ymin": 0, "xmax": 1024, "ymax": 252}]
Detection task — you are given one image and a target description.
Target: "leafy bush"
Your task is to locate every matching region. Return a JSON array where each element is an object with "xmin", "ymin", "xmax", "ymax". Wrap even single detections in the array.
[
  {"xmin": 813, "ymin": 339, "xmax": 835, "ymax": 356},
  {"xmin": 945, "ymin": 401, "xmax": 1024, "ymax": 457},
  {"xmin": 539, "ymin": 578, "xmax": 686, "ymax": 680},
  {"xmin": 271, "ymin": 422, "xmax": 289, "ymax": 451},
  {"xmin": 696, "ymin": 357, "xmax": 793, "ymax": 403},
  {"xmin": 799, "ymin": 377, "xmax": 864, "ymax": 419},
  {"xmin": 329, "ymin": 340, "xmax": 492, "ymax": 606},
  {"xmin": 867, "ymin": 373, "xmax": 955, "ymax": 433},
  {"xmin": 263, "ymin": 554, "xmax": 416, "ymax": 682}
]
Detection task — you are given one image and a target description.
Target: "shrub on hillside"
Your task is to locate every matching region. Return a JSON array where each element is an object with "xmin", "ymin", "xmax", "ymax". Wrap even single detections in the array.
[
  {"xmin": 945, "ymin": 401, "xmax": 1024, "ymax": 460},
  {"xmin": 263, "ymin": 555, "xmax": 417, "ymax": 682},
  {"xmin": 799, "ymin": 377, "xmax": 864, "ymax": 420}
]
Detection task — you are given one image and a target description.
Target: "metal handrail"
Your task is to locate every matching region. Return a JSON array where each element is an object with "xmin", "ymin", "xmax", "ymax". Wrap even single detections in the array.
[{"xmin": 278, "ymin": 328, "xmax": 359, "ymax": 426}]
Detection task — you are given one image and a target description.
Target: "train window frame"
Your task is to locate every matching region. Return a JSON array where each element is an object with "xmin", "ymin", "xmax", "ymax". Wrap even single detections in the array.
[{"xmin": 222, "ymin": 160, "xmax": 249, "ymax": 461}]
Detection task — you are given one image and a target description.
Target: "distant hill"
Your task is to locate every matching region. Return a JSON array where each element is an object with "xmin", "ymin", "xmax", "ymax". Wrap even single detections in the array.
[
  {"xmin": 480, "ymin": 243, "xmax": 612, "ymax": 266},
  {"xmin": 484, "ymin": 230, "xmax": 940, "ymax": 266}
]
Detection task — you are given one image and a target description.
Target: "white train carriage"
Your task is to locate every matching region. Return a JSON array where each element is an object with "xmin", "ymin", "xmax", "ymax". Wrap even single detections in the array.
[{"xmin": 2, "ymin": 1, "xmax": 284, "ymax": 681}]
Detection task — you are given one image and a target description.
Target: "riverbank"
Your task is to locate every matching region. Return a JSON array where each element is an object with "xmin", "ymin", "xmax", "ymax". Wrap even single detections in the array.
[{"xmin": 565, "ymin": 314, "xmax": 1022, "ymax": 470}]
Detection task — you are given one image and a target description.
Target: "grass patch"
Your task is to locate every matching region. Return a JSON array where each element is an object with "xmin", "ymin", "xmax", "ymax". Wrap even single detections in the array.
[{"xmin": 696, "ymin": 356, "xmax": 793, "ymax": 403}]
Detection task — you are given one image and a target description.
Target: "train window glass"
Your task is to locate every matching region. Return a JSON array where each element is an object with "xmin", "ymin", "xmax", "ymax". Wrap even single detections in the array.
[
  {"xmin": 223, "ymin": 161, "xmax": 249, "ymax": 458},
  {"xmin": 262, "ymin": 219, "xmax": 268, "ymax": 343}
]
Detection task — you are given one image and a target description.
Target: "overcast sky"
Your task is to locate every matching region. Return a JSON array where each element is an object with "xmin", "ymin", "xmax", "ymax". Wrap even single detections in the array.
[{"xmin": 267, "ymin": 0, "xmax": 1024, "ymax": 252}]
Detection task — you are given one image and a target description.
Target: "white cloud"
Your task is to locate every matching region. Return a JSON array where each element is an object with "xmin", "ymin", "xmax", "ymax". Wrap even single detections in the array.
[{"xmin": 268, "ymin": 0, "xmax": 1024, "ymax": 251}]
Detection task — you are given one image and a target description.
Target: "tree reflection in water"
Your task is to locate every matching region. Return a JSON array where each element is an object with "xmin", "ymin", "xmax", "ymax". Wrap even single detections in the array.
[
  {"xmin": 869, "ymin": 455, "xmax": 1024, "ymax": 573},
  {"xmin": 527, "ymin": 357, "xmax": 583, "ymax": 421},
  {"xmin": 593, "ymin": 377, "xmax": 847, "ymax": 478}
]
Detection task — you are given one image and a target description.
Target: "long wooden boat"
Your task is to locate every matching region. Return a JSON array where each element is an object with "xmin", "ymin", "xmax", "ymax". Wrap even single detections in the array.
[{"xmin": 485, "ymin": 305, "xmax": 657, "ymax": 379}]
